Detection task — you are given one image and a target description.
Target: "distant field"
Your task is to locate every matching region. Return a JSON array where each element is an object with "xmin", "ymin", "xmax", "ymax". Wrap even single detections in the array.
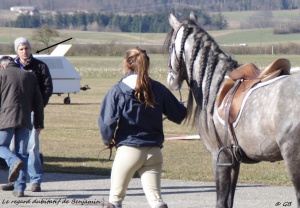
[
  {"xmin": 69, "ymin": 54, "xmax": 300, "ymax": 76},
  {"xmin": 216, "ymin": 9, "xmax": 300, "ymax": 28},
  {"xmin": 0, "ymin": 27, "xmax": 167, "ymax": 46},
  {"xmin": 221, "ymin": 9, "xmax": 300, "ymax": 22},
  {"xmin": 1, "ymin": 25, "xmax": 300, "ymax": 49},
  {"xmin": 212, "ymin": 28, "xmax": 300, "ymax": 46},
  {"xmin": 233, "ymin": 54, "xmax": 300, "ymax": 68}
]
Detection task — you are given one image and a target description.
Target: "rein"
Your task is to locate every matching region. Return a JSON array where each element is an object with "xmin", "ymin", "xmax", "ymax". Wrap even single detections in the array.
[
  {"xmin": 168, "ymin": 23, "xmax": 186, "ymax": 80},
  {"xmin": 98, "ymin": 143, "xmax": 115, "ymax": 162},
  {"xmin": 168, "ymin": 23, "xmax": 192, "ymax": 99}
]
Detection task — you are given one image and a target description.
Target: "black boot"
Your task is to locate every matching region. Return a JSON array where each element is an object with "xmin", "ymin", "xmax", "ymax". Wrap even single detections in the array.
[{"xmin": 1, "ymin": 182, "xmax": 14, "ymax": 191}]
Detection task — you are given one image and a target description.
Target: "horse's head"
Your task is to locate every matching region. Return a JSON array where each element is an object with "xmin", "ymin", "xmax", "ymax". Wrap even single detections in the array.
[
  {"xmin": 165, "ymin": 12, "xmax": 198, "ymax": 91},
  {"xmin": 165, "ymin": 12, "xmax": 239, "ymax": 124}
]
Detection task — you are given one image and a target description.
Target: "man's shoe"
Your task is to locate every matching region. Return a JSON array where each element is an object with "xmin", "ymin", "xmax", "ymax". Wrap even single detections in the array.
[
  {"xmin": 8, "ymin": 161, "xmax": 24, "ymax": 183},
  {"xmin": 31, "ymin": 183, "xmax": 41, "ymax": 192},
  {"xmin": 13, "ymin": 191, "xmax": 24, "ymax": 197},
  {"xmin": 1, "ymin": 182, "xmax": 14, "ymax": 191}
]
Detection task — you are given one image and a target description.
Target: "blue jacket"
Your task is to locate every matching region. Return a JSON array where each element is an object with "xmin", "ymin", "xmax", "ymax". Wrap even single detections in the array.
[{"xmin": 98, "ymin": 76, "xmax": 187, "ymax": 148}]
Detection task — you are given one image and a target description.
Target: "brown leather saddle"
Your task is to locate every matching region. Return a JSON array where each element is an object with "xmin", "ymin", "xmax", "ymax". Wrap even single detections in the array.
[{"xmin": 217, "ymin": 58, "xmax": 291, "ymax": 124}]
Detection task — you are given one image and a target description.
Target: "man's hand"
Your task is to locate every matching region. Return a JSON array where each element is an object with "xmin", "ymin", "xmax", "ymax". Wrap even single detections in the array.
[{"xmin": 36, "ymin": 128, "xmax": 43, "ymax": 132}]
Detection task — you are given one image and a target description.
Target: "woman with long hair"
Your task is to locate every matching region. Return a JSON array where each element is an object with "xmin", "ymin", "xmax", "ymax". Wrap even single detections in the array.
[{"xmin": 99, "ymin": 47, "xmax": 187, "ymax": 208}]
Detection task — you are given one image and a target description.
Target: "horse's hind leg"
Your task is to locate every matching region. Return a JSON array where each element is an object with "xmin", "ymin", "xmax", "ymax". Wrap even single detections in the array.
[
  {"xmin": 284, "ymin": 163, "xmax": 300, "ymax": 207},
  {"xmin": 285, "ymin": 160, "xmax": 300, "ymax": 208},
  {"xmin": 282, "ymin": 145, "xmax": 300, "ymax": 208}
]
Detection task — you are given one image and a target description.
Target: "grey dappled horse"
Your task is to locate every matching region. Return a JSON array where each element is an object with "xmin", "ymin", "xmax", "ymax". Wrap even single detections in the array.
[{"xmin": 165, "ymin": 12, "xmax": 300, "ymax": 208}]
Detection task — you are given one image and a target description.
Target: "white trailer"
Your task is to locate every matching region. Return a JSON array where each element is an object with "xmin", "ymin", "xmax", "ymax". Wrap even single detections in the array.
[{"xmin": 33, "ymin": 44, "xmax": 87, "ymax": 104}]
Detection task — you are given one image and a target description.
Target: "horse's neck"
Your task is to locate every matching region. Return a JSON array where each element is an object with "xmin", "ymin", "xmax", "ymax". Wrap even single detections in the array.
[{"xmin": 187, "ymin": 51, "xmax": 236, "ymax": 113}]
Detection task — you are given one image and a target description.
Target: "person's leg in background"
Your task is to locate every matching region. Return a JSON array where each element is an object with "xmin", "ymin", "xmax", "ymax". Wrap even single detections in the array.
[
  {"xmin": 27, "ymin": 112, "xmax": 43, "ymax": 192},
  {"xmin": 0, "ymin": 128, "xmax": 27, "ymax": 197},
  {"xmin": 1, "ymin": 135, "xmax": 16, "ymax": 191},
  {"xmin": 13, "ymin": 127, "xmax": 29, "ymax": 197},
  {"xmin": 27, "ymin": 126, "xmax": 43, "ymax": 192}
]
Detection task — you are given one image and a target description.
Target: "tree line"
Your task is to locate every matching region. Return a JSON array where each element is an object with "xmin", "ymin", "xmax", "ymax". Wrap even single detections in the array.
[
  {"xmin": 1, "ymin": 0, "xmax": 299, "ymax": 13},
  {"xmin": 8, "ymin": 10, "xmax": 228, "ymax": 32}
]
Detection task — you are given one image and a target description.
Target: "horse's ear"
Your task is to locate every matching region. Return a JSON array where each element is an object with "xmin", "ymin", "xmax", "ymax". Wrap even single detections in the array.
[
  {"xmin": 169, "ymin": 12, "xmax": 181, "ymax": 29},
  {"xmin": 190, "ymin": 12, "xmax": 197, "ymax": 22}
]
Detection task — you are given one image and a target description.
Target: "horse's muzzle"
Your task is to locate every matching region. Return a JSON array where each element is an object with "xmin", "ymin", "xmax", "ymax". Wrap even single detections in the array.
[{"xmin": 167, "ymin": 72, "xmax": 181, "ymax": 90}]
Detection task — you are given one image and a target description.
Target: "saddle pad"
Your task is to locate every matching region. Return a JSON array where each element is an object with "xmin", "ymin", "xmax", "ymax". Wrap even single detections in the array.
[{"xmin": 216, "ymin": 75, "xmax": 288, "ymax": 127}]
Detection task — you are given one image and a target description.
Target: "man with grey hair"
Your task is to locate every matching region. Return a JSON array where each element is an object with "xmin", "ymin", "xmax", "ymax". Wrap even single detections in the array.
[
  {"xmin": 1, "ymin": 37, "xmax": 53, "ymax": 192},
  {"xmin": 0, "ymin": 56, "xmax": 44, "ymax": 197}
]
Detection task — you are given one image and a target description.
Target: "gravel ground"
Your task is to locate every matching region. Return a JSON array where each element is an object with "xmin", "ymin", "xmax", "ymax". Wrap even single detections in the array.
[{"xmin": 0, "ymin": 170, "xmax": 297, "ymax": 208}]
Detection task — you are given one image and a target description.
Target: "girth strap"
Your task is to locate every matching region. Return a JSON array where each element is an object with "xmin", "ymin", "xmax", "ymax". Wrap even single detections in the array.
[
  {"xmin": 224, "ymin": 79, "xmax": 242, "ymax": 147},
  {"xmin": 217, "ymin": 79, "xmax": 243, "ymax": 167}
]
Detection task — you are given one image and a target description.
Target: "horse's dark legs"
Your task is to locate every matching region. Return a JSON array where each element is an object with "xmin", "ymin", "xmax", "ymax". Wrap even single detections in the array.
[
  {"xmin": 213, "ymin": 154, "xmax": 240, "ymax": 208},
  {"xmin": 284, "ymin": 163, "xmax": 300, "ymax": 208},
  {"xmin": 228, "ymin": 162, "xmax": 240, "ymax": 207},
  {"xmin": 281, "ymin": 152, "xmax": 300, "ymax": 208},
  {"xmin": 215, "ymin": 166, "xmax": 231, "ymax": 208},
  {"xmin": 289, "ymin": 173, "xmax": 300, "ymax": 208}
]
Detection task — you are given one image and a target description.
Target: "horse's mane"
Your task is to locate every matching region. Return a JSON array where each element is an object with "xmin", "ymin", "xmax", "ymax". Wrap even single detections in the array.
[{"xmin": 164, "ymin": 17, "xmax": 239, "ymax": 132}]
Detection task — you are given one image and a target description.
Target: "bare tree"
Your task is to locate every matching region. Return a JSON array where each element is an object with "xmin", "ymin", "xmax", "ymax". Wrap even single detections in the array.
[{"xmin": 31, "ymin": 25, "xmax": 59, "ymax": 54}]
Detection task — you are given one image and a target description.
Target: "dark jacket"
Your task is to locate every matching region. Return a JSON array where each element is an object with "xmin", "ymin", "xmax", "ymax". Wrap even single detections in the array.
[
  {"xmin": 99, "ymin": 76, "xmax": 187, "ymax": 148},
  {"xmin": 0, "ymin": 63, "xmax": 44, "ymax": 130},
  {"xmin": 15, "ymin": 55, "xmax": 53, "ymax": 107}
]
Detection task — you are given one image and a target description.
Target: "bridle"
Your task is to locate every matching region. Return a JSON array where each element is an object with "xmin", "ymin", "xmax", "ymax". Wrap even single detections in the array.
[
  {"xmin": 168, "ymin": 24, "xmax": 184, "ymax": 77},
  {"xmin": 168, "ymin": 23, "xmax": 191, "ymax": 102}
]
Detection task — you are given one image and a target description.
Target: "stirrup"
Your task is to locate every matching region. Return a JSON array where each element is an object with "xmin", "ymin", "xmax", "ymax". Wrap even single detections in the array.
[{"xmin": 217, "ymin": 147, "xmax": 235, "ymax": 167}]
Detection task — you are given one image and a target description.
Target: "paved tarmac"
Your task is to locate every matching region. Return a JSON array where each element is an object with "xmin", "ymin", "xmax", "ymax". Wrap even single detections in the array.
[{"xmin": 0, "ymin": 169, "xmax": 297, "ymax": 208}]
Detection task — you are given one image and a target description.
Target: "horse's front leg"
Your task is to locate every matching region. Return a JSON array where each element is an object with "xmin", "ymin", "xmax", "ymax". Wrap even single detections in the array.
[{"xmin": 212, "ymin": 153, "xmax": 240, "ymax": 208}]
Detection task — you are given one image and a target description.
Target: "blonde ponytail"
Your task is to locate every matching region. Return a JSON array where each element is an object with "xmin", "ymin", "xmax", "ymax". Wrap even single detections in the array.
[{"xmin": 125, "ymin": 47, "xmax": 155, "ymax": 108}]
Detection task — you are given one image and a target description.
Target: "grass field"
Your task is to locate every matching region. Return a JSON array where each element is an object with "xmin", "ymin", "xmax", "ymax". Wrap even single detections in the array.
[
  {"xmin": 0, "ymin": 27, "xmax": 166, "ymax": 46},
  {"xmin": 221, "ymin": 9, "xmax": 300, "ymax": 22},
  {"xmin": 35, "ymin": 54, "xmax": 295, "ymax": 186}
]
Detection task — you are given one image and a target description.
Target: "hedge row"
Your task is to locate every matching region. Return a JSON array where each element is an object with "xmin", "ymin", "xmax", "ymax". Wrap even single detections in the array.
[{"xmin": 1, "ymin": 42, "xmax": 300, "ymax": 56}]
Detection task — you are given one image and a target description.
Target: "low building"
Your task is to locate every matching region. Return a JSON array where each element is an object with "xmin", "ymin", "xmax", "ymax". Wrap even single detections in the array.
[{"xmin": 10, "ymin": 6, "xmax": 39, "ymax": 15}]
